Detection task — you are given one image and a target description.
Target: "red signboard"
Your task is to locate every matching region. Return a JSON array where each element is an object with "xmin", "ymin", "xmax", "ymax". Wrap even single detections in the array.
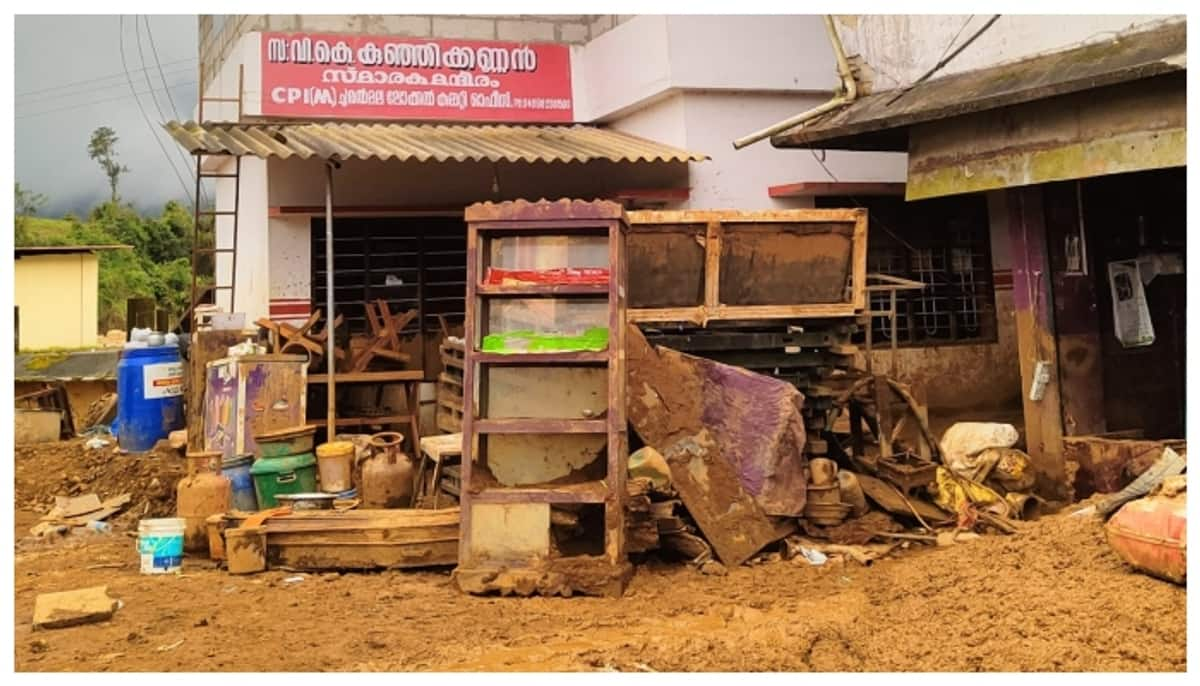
[{"xmin": 260, "ymin": 32, "xmax": 574, "ymax": 122}]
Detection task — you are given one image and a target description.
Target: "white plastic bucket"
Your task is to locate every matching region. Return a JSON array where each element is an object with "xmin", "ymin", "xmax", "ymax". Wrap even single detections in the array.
[{"xmin": 137, "ymin": 517, "xmax": 185, "ymax": 574}]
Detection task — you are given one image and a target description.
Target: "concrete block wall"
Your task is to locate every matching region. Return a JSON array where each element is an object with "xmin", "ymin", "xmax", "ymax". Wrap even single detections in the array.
[{"xmin": 200, "ymin": 14, "xmax": 597, "ymax": 90}]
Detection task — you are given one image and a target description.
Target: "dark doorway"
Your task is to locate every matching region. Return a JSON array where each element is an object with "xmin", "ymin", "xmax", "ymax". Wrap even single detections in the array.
[{"xmin": 1081, "ymin": 168, "xmax": 1186, "ymax": 439}]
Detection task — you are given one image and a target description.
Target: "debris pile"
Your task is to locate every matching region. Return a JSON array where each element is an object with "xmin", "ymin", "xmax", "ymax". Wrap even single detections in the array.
[
  {"xmin": 15, "ymin": 438, "xmax": 186, "ymax": 530},
  {"xmin": 621, "ymin": 327, "xmax": 1046, "ymax": 571}
]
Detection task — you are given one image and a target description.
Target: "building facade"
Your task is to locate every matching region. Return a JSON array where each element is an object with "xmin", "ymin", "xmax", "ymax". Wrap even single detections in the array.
[
  {"xmin": 186, "ymin": 14, "xmax": 1145, "ymax": 421},
  {"xmin": 770, "ymin": 14, "xmax": 1186, "ymax": 496},
  {"xmin": 15, "ymin": 247, "xmax": 106, "ymax": 349}
]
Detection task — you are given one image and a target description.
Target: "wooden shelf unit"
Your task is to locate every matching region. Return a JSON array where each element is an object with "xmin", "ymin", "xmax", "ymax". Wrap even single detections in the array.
[{"xmin": 455, "ymin": 199, "xmax": 631, "ymax": 598}]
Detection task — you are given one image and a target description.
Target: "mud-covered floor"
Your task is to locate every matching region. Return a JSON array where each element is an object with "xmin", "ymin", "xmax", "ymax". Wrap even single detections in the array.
[{"xmin": 14, "ymin": 500, "xmax": 1186, "ymax": 672}]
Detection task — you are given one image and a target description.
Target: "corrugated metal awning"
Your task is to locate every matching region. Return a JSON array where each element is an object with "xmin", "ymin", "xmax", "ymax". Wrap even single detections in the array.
[
  {"xmin": 165, "ymin": 121, "xmax": 709, "ymax": 164},
  {"xmin": 770, "ymin": 21, "xmax": 1186, "ymax": 152}
]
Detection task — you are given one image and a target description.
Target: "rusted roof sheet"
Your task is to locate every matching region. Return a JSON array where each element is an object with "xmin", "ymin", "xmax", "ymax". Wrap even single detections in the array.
[
  {"xmin": 164, "ymin": 121, "xmax": 709, "ymax": 164},
  {"xmin": 771, "ymin": 21, "xmax": 1186, "ymax": 151},
  {"xmin": 16, "ymin": 350, "xmax": 120, "ymax": 382},
  {"xmin": 465, "ymin": 198, "xmax": 626, "ymax": 222}
]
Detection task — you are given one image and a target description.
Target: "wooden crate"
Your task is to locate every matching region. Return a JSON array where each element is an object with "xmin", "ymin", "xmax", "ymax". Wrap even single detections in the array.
[{"xmin": 436, "ymin": 338, "xmax": 465, "ymax": 433}]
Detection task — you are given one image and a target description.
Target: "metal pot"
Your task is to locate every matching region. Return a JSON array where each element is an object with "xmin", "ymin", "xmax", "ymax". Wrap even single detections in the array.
[{"xmin": 275, "ymin": 492, "xmax": 336, "ymax": 510}]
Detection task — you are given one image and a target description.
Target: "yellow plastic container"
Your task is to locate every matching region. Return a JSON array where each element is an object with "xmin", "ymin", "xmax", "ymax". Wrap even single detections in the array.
[{"xmin": 315, "ymin": 441, "xmax": 356, "ymax": 493}]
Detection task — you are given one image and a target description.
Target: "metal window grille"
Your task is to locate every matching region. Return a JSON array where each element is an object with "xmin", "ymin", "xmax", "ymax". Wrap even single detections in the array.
[
  {"xmin": 311, "ymin": 216, "xmax": 467, "ymax": 336},
  {"xmin": 824, "ymin": 195, "xmax": 997, "ymax": 347}
]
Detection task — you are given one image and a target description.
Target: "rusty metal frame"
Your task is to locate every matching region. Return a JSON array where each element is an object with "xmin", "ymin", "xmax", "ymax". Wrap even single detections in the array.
[
  {"xmin": 863, "ymin": 272, "xmax": 927, "ymax": 376},
  {"xmin": 626, "ymin": 209, "xmax": 868, "ymax": 325}
]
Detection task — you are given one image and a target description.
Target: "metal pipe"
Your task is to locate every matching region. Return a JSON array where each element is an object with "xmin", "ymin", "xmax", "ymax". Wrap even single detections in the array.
[
  {"xmin": 732, "ymin": 15, "xmax": 858, "ymax": 150},
  {"xmin": 732, "ymin": 97, "xmax": 850, "ymax": 150},
  {"xmin": 825, "ymin": 14, "xmax": 857, "ymax": 102},
  {"xmin": 324, "ymin": 161, "xmax": 336, "ymax": 438}
]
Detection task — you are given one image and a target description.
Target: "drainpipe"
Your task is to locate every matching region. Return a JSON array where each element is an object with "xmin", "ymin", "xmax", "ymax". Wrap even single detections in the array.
[{"xmin": 732, "ymin": 15, "xmax": 858, "ymax": 150}]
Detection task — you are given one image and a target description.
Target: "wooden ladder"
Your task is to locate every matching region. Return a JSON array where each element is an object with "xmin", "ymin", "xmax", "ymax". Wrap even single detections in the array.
[{"xmin": 189, "ymin": 66, "xmax": 245, "ymax": 321}]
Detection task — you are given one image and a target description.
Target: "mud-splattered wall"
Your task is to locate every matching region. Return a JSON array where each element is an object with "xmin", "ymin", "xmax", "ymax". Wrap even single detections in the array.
[{"xmin": 859, "ymin": 190, "xmax": 1021, "ymax": 414}]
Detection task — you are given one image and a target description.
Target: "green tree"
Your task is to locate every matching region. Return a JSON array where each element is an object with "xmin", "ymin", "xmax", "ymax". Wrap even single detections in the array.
[
  {"xmin": 14, "ymin": 182, "xmax": 47, "ymax": 245},
  {"xmin": 87, "ymin": 126, "xmax": 129, "ymax": 203}
]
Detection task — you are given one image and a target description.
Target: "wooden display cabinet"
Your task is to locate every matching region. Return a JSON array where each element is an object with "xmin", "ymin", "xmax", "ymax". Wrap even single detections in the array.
[{"xmin": 453, "ymin": 199, "xmax": 631, "ymax": 597}]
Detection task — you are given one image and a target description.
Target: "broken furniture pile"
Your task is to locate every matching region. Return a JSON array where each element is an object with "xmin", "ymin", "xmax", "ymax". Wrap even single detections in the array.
[
  {"xmin": 619, "ymin": 322, "xmax": 1045, "ymax": 572},
  {"xmin": 255, "ymin": 301, "xmax": 419, "ymax": 375}
]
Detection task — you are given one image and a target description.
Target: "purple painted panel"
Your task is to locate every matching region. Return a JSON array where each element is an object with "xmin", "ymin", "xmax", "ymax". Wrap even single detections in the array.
[{"xmin": 204, "ymin": 361, "xmax": 239, "ymax": 461}]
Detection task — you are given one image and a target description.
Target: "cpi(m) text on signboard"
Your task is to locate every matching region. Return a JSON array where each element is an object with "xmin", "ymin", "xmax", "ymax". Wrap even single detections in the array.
[{"xmin": 260, "ymin": 33, "xmax": 574, "ymax": 122}]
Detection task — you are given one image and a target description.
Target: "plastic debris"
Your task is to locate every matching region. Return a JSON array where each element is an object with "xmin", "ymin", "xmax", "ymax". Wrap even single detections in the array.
[
  {"xmin": 85, "ymin": 436, "xmax": 111, "ymax": 450},
  {"xmin": 796, "ymin": 546, "xmax": 828, "ymax": 566}
]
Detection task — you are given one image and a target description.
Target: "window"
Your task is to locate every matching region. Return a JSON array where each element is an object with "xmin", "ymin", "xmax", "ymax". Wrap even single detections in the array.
[
  {"xmin": 311, "ymin": 216, "xmax": 467, "ymax": 337},
  {"xmin": 818, "ymin": 194, "xmax": 997, "ymax": 346}
]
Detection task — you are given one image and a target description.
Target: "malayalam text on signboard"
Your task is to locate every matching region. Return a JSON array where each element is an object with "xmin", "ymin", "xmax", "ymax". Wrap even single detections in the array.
[{"xmin": 260, "ymin": 32, "xmax": 574, "ymax": 122}]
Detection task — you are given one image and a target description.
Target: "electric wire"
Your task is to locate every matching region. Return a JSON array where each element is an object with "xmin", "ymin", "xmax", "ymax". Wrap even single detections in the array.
[
  {"xmin": 119, "ymin": 15, "xmax": 194, "ymax": 205},
  {"xmin": 18, "ymin": 63, "xmax": 194, "ymax": 104},
  {"xmin": 136, "ymin": 14, "xmax": 203, "ymax": 205},
  {"xmin": 15, "ymin": 81, "xmax": 198, "ymax": 119},
  {"xmin": 16, "ymin": 57, "xmax": 195, "ymax": 98}
]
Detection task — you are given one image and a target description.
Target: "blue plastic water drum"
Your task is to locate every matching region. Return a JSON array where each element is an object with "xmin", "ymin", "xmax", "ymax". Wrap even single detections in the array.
[
  {"xmin": 223, "ymin": 454, "xmax": 259, "ymax": 512},
  {"xmin": 117, "ymin": 344, "xmax": 185, "ymax": 452}
]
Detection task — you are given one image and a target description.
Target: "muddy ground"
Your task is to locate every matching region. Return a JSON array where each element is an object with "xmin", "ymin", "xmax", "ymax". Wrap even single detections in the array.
[{"xmin": 13, "ymin": 441, "xmax": 1187, "ymax": 672}]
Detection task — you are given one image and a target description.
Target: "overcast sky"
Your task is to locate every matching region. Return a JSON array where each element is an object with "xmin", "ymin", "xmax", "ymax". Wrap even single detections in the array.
[{"xmin": 15, "ymin": 15, "xmax": 199, "ymax": 216}]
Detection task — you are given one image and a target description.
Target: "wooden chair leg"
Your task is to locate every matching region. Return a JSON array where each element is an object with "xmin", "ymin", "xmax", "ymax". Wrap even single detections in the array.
[
  {"xmin": 406, "ymin": 382, "xmax": 422, "ymax": 507},
  {"xmin": 413, "ymin": 453, "xmax": 429, "ymax": 508},
  {"xmin": 430, "ymin": 457, "xmax": 444, "ymax": 509}
]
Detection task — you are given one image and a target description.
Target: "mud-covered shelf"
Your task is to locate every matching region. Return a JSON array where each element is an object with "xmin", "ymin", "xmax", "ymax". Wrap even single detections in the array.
[{"xmin": 455, "ymin": 199, "xmax": 631, "ymax": 598}]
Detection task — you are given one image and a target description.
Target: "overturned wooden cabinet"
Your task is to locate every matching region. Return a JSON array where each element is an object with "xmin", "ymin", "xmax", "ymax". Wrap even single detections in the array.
[{"xmin": 454, "ymin": 199, "xmax": 631, "ymax": 597}]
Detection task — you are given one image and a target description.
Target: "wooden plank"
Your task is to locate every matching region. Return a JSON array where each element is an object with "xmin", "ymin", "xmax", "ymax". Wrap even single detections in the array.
[
  {"xmin": 459, "ymin": 217, "xmax": 480, "ymax": 566},
  {"xmin": 851, "ymin": 210, "xmax": 868, "ymax": 311},
  {"xmin": 270, "ymin": 540, "xmax": 457, "ymax": 570},
  {"xmin": 629, "ymin": 208, "xmax": 865, "ymax": 224},
  {"xmin": 307, "ymin": 371, "xmax": 424, "ymax": 383},
  {"xmin": 476, "ymin": 283, "xmax": 608, "ymax": 296},
  {"xmin": 703, "ymin": 220, "xmax": 722, "ymax": 310},
  {"xmin": 857, "ymin": 472, "xmax": 952, "ymax": 525},
  {"xmin": 472, "ymin": 350, "xmax": 609, "ymax": 364},
  {"xmin": 1007, "ymin": 186, "xmax": 1068, "ymax": 499},
  {"xmin": 309, "ymin": 414, "xmax": 414, "ymax": 428},
  {"xmin": 187, "ymin": 330, "xmax": 244, "ymax": 452},
  {"xmin": 474, "ymin": 418, "xmax": 607, "ymax": 434},
  {"xmin": 472, "ymin": 481, "xmax": 608, "ymax": 504},
  {"xmin": 660, "ymin": 434, "xmax": 783, "ymax": 566},
  {"xmin": 627, "ymin": 303, "xmax": 860, "ymax": 324},
  {"xmin": 874, "ymin": 374, "xmax": 894, "ymax": 459}
]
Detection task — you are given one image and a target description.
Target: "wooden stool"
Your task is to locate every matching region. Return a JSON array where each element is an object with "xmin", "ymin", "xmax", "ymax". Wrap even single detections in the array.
[{"xmin": 416, "ymin": 433, "xmax": 463, "ymax": 508}]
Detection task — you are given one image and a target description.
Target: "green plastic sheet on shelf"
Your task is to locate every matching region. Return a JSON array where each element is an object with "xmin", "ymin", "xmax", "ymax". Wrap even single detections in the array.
[{"xmin": 481, "ymin": 327, "xmax": 609, "ymax": 354}]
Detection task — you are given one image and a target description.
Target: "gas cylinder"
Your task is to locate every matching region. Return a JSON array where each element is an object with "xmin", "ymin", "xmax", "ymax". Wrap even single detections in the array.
[
  {"xmin": 177, "ymin": 451, "xmax": 231, "ymax": 553},
  {"xmin": 362, "ymin": 432, "xmax": 415, "ymax": 508}
]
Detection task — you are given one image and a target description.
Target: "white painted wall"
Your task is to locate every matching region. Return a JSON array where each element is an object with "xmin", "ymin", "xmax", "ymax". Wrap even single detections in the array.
[
  {"xmin": 576, "ymin": 14, "xmax": 842, "ymax": 121},
  {"xmin": 269, "ymin": 216, "xmax": 312, "ymax": 301},
  {"xmin": 673, "ymin": 92, "xmax": 907, "ymax": 209},
  {"xmin": 836, "ymin": 14, "xmax": 1184, "ymax": 91},
  {"xmin": 198, "ymin": 18, "xmax": 912, "ymax": 321}
]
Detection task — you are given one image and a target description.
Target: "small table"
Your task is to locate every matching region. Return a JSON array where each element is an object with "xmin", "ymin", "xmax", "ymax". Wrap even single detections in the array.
[
  {"xmin": 416, "ymin": 432, "xmax": 463, "ymax": 508},
  {"xmin": 308, "ymin": 370, "xmax": 425, "ymax": 449}
]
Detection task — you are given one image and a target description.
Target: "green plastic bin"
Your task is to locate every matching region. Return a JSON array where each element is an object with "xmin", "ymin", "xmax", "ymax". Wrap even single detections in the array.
[{"xmin": 250, "ymin": 452, "xmax": 318, "ymax": 508}]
